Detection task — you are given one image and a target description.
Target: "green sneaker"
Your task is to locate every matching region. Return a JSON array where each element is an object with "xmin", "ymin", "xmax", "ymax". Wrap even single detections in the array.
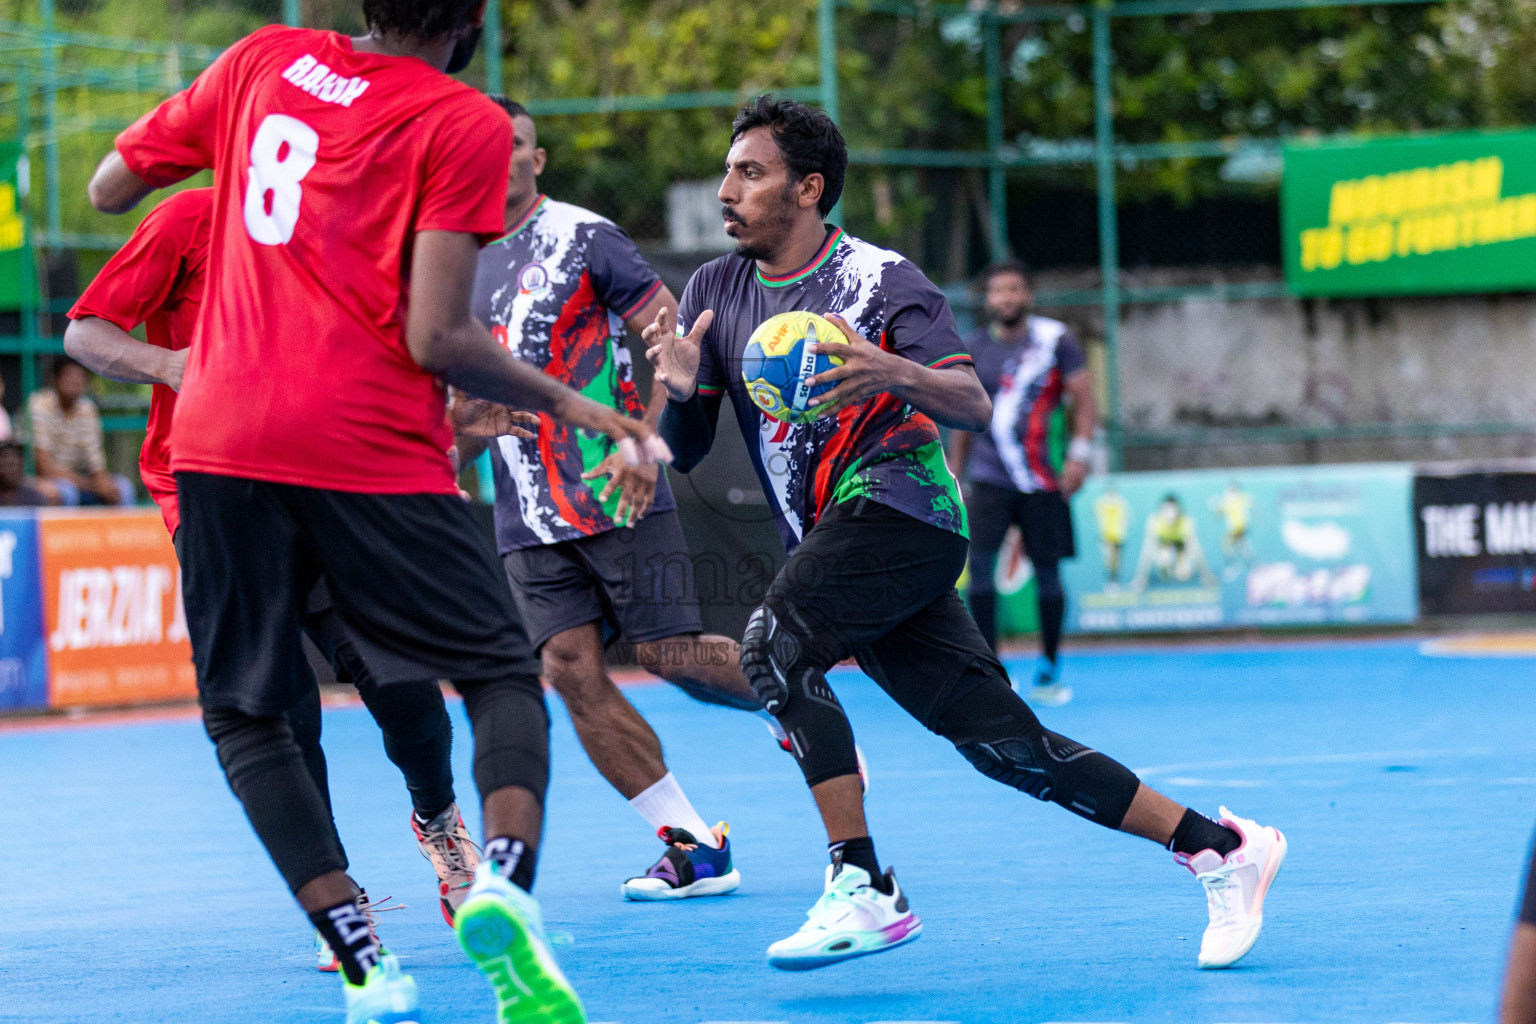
[
  {"xmin": 342, "ymin": 952, "xmax": 421, "ymax": 1024},
  {"xmin": 455, "ymin": 864, "xmax": 585, "ymax": 1024}
]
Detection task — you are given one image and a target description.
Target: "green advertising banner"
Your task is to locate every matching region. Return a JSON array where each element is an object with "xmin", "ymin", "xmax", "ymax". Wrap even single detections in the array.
[
  {"xmin": 0, "ymin": 143, "xmax": 35, "ymax": 310},
  {"xmin": 1282, "ymin": 129, "xmax": 1536, "ymax": 297}
]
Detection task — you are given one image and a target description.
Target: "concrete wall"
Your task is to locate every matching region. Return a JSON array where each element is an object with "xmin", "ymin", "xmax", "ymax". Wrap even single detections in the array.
[{"xmin": 1030, "ymin": 268, "xmax": 1536, "ymax": 471}]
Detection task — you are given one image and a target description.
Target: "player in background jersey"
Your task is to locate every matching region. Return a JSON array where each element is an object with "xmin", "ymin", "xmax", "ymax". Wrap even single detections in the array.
[
  {"xmin": 63, "ymin": 186, "xmax": 481, "ymax": 972},
  {"xmin": 86, "ymin": 2, "xmax": 667, "ymax": 1020},
  {"xmin": 648, "ymin": 95, "xmax": 1287, "ymax": 973},
  {"xmin": 947, "ymin": 262, "xmax": 1096, "ymax": 707},
  {"xmin": 462, "ymin": 97, "xmax": 783, "ymax": 899}
]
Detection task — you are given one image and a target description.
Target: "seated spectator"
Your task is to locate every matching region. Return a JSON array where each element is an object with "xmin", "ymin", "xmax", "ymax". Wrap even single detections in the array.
[
  {"xmin": 28, "ymin": 359, "xmax": 135, "ymax": 506},
  {"xmin": 0, "ymin": 442, "xmax": 52, "ymax": 506},
  {"xmin": 0, "ymin": 378, "xmax": 14, "ymax": 443}
]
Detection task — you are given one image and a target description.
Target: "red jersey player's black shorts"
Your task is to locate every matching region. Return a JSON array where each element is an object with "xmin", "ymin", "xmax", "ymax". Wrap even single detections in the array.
[{"xmin": 176, "ymin": 471, "xmax": 541, "ymax": 716}]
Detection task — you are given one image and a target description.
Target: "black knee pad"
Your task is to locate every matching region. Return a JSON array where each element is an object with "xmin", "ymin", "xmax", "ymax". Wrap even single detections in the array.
[
  {"xmin": 741, "ymin": 604, "xmax": 796, "ymax": 714},
  {"xmin": 202, "ymin": 704, "xmax": 347, "ymax": 892},
  {"xmin": 935, "ymin": 665, "xmax": 1139, "ymax": 829},
  {"xmin": 455, "ymin": 674, "xmax": 551, "ymax": 808},
  {"xmin": 740, "ymin": 603, "xmax": 858, "ymax": 787},
  {"xmin": 205, "ymin": 704, "xmax": 301, "ymax": 785}
]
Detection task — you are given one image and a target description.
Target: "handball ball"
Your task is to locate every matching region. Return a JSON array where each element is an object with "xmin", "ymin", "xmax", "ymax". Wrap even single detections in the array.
[{"xmin": 741, "ymin": 311, "xmax": 847, "ymax": 424}]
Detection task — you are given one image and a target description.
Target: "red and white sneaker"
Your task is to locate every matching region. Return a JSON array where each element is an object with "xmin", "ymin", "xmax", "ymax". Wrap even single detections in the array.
[
  {"xmin": 412, "ymin": 804, "xmax": 481, "ymax": 925},
  {"xmin": 1176, "ymin": 806, "xmax": 1287, "ymax": 969},
  {"xmin": 313, "ymin": 889, "xmax": 402, "ymax": 973}
]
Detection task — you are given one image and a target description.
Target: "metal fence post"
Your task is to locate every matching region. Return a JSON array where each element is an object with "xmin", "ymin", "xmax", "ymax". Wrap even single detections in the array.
[
  {"xmin": 983, "ymin": 3, "xmax": 1008, "ymax": 261},
  {"xmin": 485, "ymin": 0, "xmax": 502, "ymax": 95},
  {"xmin": 1092, "ymin": 6, "xmax": 1122, "ymax": 471},
  {"xmin": 40, "ymin": 0, "xmax": 60, "ymax": 244},
  {"xmin": 818, "ymin": 0, "xmax": 841, "ymax": 226},
  {"xmin": 18, "ymin": 65, "xmax": 36, "ymax": 474},
  {"xmin": 283, "ymin": 0, "xmax": 301, "ymax": 27}
]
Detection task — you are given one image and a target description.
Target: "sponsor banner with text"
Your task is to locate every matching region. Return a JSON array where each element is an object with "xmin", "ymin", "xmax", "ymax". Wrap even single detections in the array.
[
  {"xmin": 1283, "ymin": 129, "xmax": 1536, "ymax": 297},
  {"xmin": 1064, "ymin": 464, "xmax": 1417, "ymax": 633},
  {"xmin": 39, "ymin": 509, "xmax": 192, "ymax": 708},
  {"xmin": 1415, "ymin": 468, "xmax": 1536, "ymax": 616}
]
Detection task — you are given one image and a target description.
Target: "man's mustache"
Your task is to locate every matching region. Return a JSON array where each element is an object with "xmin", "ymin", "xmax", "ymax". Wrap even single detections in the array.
[{"xmin": 722, "ymin": 207, "xmax": 746, "ymax": 225}]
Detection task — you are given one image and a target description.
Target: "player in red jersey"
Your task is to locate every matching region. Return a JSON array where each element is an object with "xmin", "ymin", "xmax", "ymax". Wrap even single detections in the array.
[
  {"xmin": 86, "ymin": 1, "xmax": 664, "ymax": 1020},
  {"xmin": 64, "ymin": 186, "xmax": 484, "ymax": 970}
]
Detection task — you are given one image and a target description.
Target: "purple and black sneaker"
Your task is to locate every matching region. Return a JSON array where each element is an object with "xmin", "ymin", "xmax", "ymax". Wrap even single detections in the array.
[{"xmin": 621, "ymin": 823, "xmax": 742, "ymax": 901}]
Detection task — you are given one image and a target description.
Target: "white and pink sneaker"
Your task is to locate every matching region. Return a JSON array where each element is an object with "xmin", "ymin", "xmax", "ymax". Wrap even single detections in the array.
[
  {"xmin": 767, "ymin": 864, "xmax": 920, "ymax": 970},
  {"xmin": 1176, "ymin": 806, "xmax": 1287, "ymax": 969}
]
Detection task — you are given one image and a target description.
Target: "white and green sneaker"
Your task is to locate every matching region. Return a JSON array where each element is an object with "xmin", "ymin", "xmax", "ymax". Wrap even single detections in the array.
[
  {"xmin": 342, "ymin": 952, "xmax": 420, "ymax": 1024},
  {"xmin": 767, "ymin": 863, "xmax": 921, "ymax": 971},
  {"xmin": 455, "ymin": 863, "xmax": 585, "ymax": 1023}
]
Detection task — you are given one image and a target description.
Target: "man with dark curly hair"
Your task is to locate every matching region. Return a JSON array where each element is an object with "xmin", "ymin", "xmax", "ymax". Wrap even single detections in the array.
[{"xmin": 84, "ymin": 0, "xmax": 666, "ymax": 1020}]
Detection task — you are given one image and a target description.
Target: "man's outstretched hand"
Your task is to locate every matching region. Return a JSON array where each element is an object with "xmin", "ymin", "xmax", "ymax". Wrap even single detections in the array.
[{"xmin": 643, "ymin": 305, "xmax": 713, "ymax": 402}]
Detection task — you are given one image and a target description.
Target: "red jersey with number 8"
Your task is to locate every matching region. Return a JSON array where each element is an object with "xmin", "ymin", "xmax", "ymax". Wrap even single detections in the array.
[{"xmin": 115, "ymin": 25, "xmax": 511, "ymax": 494}]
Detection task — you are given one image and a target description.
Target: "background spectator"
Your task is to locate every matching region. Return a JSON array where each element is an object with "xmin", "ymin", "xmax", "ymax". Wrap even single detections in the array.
[
  {"xmin": 0, "ymin": 379, "xmax": 14, "ymax": 443},
  {"xmin": 28, "ymin": 359, "xmax": 135, "ymax": 506},
  {"xmin": 0, "ymin": 442, "xmax": 53, "ymax": 507}
]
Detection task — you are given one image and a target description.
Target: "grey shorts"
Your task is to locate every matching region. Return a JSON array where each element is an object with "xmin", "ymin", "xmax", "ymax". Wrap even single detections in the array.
[{"xmin": 501, "ymin": 510, "xmax": 705, "ymax": 653}]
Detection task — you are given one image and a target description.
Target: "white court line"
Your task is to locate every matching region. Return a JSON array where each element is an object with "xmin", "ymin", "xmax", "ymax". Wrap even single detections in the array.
[{"xmin": 1161, "ymin": 777, "xmax": 1273, "ymax": 787}]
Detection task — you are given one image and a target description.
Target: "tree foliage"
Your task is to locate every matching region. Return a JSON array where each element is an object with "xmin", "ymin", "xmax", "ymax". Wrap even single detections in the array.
[{"xmin": 4, "ymin": 0, "xmax": 1536, "ymax": 268}]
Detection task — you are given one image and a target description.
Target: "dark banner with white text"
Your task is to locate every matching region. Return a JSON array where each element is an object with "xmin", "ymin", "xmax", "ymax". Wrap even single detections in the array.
[{"xmin": 1415, "ymin": 470, "xmax": 1536, "ymax": 616}]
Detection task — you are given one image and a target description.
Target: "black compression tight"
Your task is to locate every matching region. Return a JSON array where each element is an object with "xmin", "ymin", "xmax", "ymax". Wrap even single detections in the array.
[
  {"xmin": 933, "ymin": 661, "xmax": 1138, "ymax": 828},
  {"xmin": 746, "ymin": 600, "xmax": 1139, "ymax": 830},
  {"xmin": 304, "ymin": 606, "xmax": 457, "ymax": 819},
  {"xmin": 205, "ymin": 672, "xmax": 549, "ymax": 896},
  {"xmin": 1034, "ymin": 560, "xmax": 1065, "ymax": 665},
  {"xmin": 203, "ymin": 705, "xmax": 348, "ymax": 894}
]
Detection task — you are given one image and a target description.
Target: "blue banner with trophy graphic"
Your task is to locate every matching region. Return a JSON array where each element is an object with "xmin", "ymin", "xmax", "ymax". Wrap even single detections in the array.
[{"xmin": 1064, "ymin": 463, "xmax": 1417, "ymax": 632}]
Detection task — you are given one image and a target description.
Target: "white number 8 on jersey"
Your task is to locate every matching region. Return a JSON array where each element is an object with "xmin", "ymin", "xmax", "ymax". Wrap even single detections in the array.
[{"xmin": 244, "ymin": 114, "xmax": 318, "ymax": 245}]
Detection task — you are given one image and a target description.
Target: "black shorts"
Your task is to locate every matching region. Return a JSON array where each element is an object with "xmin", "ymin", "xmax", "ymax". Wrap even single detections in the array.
[
  {"xmin": 177, "ymin": 472, "xmax": 540, "ymax": 716},
  {"xmin": 968, "ymin": 481, "xmax": 1077, "ymax": 565},
  {"xmin": 762, "ymin": 498, "xmax": 1000, "ymax": 726},
  {"xmin": 501, "ymin": 510, "xmax": 705, "ymax": 653}
]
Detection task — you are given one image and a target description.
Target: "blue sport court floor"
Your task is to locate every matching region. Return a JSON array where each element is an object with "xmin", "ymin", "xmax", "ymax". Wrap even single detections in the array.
[{"xmin": 1, "ymin": 636, "xmax": 1530, "ymax": 1023}]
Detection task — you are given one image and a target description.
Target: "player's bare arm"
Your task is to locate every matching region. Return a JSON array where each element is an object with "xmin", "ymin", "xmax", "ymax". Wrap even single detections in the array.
[
  {"xmin": 643, "ymin": 304, "xmax": 714, "ymax": 402},
  {"xmin": 1060, "ymin": 367, "xmax": 1097, "ymax": 497},
  {"xmin": 87, "ymin": 151, "xmax": 158, "ymax": 215},
  {"xmin": 409, "ymin": 230, "xmax": 670, "ymax": 466},
  {"xmin": 806, "ymin": 313, "xmax": 991, "ymax": 431},
  {"xmin": 577, "ymin": 285, "xmax": 684, "ymax": 526},
  {"xmin": 64, "ymin": 316, "xmax": 188, "ymax": 390}
]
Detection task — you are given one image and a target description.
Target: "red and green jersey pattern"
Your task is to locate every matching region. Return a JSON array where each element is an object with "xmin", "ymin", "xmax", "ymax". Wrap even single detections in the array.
[
  {"xmin": 680, "ymin": 227, "xmax": 971, "ymax": 551},
  {"xmin": 471, "ymin": 196, "xmax": 671, "ymax": 551}
]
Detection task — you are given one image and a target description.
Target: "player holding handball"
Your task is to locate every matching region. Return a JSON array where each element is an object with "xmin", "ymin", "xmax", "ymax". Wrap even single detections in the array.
[{"xmin": 648, "ymin": 95, "xmax": 1287, "ymax": 974}]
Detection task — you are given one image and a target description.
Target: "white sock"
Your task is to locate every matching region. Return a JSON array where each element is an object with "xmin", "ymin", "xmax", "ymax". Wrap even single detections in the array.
[
  {"xmin": 759, "ymin": 709, "xmax": 788, "ymax": 744},
  {"xmin": 629, "ymin": 772, "xmax": 720, "ymax": 848}
]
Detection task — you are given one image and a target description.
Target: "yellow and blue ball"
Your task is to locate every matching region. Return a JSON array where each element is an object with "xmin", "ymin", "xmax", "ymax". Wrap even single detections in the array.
[{"xmin": 741, "ymin": 311, "xmax": 847, "ymax": 424}]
